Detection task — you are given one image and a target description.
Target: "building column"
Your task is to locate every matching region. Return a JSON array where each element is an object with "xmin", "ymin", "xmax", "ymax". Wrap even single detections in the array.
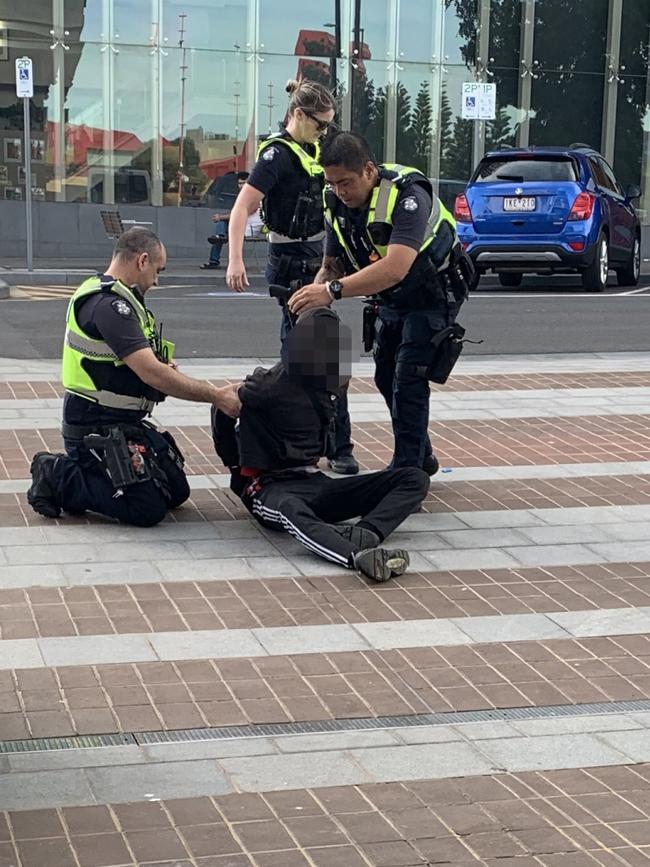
[
  {"xmin": 640, "ymin": 28, "xmax": 650, "ymax": 220},
  {"xmin": 601, "ymin": 0, "xmax": 623, "ymax": 163},
  {"xmin": 246, "ymin": 0, "xmax": 260, "ymax": 161},
  {"xmin": 101, "ymin": 0, "xmax": 115, "ymax": 205},
  {"xmin": 427, "ymin": 1, "xmax": 446, "ymax": 189},
  {"xmin": 383, "ymin": 0, "xmax": 400, "ymax": 163},
  {"xmin": 150, "ymin": 0, "xmax": 164, "ymax": 207},
  {"xmin": 472, "ymin": 0, "xmax": 492, "ymax": 167},
  {"xmin": 50, "ymin": 0, "xmax": 67, "ymax": 202},
  {"xmin": 516, "ymin": 0, "xmax": 535, "ymax": 147}
]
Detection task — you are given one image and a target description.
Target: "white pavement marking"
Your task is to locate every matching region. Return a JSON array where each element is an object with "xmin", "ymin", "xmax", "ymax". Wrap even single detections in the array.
[
  {"xmin": 4, "ymin": 712, "xmax": 650, "ymax": 809},
  {"xmin": 7, "ymin": 604, "xmax": 650, "ymax": 670},
  {"xmin": 7, "ymin": 459, "xmax": 650, "ymax": 495},
  {"xmin": 1, "ymin": 503, "xmax": 650, "ymax": 589},
  {"xmin": 4, "ymin": 351, "xmax": 650, "ymax": 381},
  {"xmin": 5, "ymin": 384, "xmax": 650, "ymax": 428}
]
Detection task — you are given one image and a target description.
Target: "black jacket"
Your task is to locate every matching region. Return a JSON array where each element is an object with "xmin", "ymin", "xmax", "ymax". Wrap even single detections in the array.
[{"xmin": 211, "ymin": 307, "xmax": 349, "ymax": 484}]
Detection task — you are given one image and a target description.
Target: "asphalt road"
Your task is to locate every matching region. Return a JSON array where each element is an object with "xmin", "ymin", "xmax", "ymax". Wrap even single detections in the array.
[{"xmin": 2, "ymin": 275, "xmax": 650, "ymax": 359}]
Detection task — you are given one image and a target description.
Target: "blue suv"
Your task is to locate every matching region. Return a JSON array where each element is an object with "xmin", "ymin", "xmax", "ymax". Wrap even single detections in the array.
[{"xmin": 454, "ymin": 144, "xmax": 641, "ymax": 292}]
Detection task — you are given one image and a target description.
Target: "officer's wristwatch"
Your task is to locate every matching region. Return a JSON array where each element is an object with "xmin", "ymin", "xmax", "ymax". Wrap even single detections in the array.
[{"xmin": 327, "ymin": 280, "xmax": 344, "ymax": 301}]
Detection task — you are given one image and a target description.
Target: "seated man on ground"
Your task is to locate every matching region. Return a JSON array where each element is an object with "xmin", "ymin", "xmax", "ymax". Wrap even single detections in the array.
[
  {"xmin": 27, "ymin": 227, "xmax": 240, "ymax": 527},
  {"xmin": 212, "ymin": 307, "xmax": 429, "ymax": 581}
]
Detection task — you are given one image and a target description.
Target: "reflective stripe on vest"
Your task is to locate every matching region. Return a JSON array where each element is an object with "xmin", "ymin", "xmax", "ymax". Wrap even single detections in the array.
[
  {"xmin": 62, "ymin": 276, "xmax": 158, "ymax": 413},
  {"xmin": 256, "ymin": 135, "xmax": 324, "ymax": 178},
  {"xmin": 325, "ymin": 163, "xmax": 456, "ymax": 269}
]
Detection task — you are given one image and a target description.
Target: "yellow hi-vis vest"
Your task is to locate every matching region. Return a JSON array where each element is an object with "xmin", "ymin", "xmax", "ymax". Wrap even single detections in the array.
[
  {"xmin": 61, "ymin": 276, "xmax": 174, "ymax": 414},
  {"xmin": 324, "ymin": 163, "xmax": 457, "ymax": 271},
  {"xmin": 256, "ymin": 134, "xmax": 325, "ymax": 238},
  {"xmin": 256, "ymin": 134, "xmax": 323, "ymax": 178}
]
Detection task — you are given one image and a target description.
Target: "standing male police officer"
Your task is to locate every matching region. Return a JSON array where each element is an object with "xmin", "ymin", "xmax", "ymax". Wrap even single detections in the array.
[
  {"xmin": 289, "ymin": 132, "xmax": 467, "ymax": 473},
  {"xmin": 27, "ymin": 227, "xmax": 240, "ymax": 526}
]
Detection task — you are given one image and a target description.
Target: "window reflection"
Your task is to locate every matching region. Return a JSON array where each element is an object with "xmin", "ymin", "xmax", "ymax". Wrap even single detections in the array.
[{"xmin": 0, "ymin": 0, "xmax": 648, "ymax": 215}]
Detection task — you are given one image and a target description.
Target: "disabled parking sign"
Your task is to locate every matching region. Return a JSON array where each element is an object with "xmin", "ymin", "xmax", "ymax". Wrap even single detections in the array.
[
  {"xmin": 462, "ymin": 82, "xmax": 496, "ymax": 120},
  {"xmin": 15, "ymin": 57, "xmax": 34, "ymax": 98}
]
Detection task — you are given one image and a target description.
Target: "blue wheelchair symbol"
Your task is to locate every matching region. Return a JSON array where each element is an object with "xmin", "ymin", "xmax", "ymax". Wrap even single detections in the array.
[
  {"xmin": 466, "ymin": 96, "xmax": 476, "ymax": 108},
  {"xmin": 19, "ymin": 68, "xmax": 29, "ymax": 80}
]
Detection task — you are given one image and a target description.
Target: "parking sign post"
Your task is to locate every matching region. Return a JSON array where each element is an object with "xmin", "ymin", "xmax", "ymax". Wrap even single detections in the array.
[{"xmin": 15, "ymin": 57, "xmax": 34, "ymax": 272}]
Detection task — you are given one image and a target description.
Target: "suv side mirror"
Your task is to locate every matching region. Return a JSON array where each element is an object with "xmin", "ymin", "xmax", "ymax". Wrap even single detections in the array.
[{"xmin": 625, "ymin": 184, "xmax": 641, "ymax": 201}]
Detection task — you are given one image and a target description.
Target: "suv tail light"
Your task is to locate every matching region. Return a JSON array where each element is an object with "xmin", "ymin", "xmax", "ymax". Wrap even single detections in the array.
[
  {"xmin": 454, "ymin": 193, "xmax": 472, "ymax": 223},
  {"xmin": 568, "ymin": 192, "xmax": 595, "ymax": 221}
]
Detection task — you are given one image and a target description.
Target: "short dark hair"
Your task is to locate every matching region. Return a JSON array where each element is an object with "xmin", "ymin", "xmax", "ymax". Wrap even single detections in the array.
[
  {"xmin": 320, "ymin": 132, "xmax": 375, "ymax": 173},
  {"xmin": 113, "ymin": 227, "xmax": 163, "ymax": 262},
  {"xmin": 236, "ymin": 170, "xmax": 250, "ymax": 181}
]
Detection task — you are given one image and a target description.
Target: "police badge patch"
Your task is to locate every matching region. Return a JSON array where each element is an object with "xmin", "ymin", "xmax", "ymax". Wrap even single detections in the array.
[
  {"xmin": 403, "ymin": 196, "xmax": 418, "ymax": 212},
  {"xmin": 262, "ymin": 147, "xmax": 277, "ymax": 161},
  {"xmin": 111, "ymin": 299, "xmax": 132, "ymax": 317}
]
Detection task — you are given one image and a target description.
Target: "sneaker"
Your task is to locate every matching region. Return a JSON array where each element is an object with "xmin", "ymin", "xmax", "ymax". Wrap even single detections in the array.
[
  {"xmin": 327, "ymin": 455, "xmax": 360, "ymax": 475},
  {"xmin": 334, "ymin": 524, "xmax": 380, "ymax": 551},
  {"xmin": 423, "ymin": 454, "xmax": 440, "ymax": 476},
  {"xmin": 353, "ymin": 547, "xmax": 410, "ymax": 582},
  {"xmin": 200, "ymin": 262, "xmax": 221, "ymax": 269},
  {"xmin": 27, "ymin": 452, "xmax": 62, "ymax": 518}
]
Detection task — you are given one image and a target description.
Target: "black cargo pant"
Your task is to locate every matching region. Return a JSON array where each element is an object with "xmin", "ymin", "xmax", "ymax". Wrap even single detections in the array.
[
  {"xmin": 266, "ymin": 248, "xmax": 354, "ymax": 460},
  {"xmin": 54, "ymin": 425, "xmax": 190, "ymax": 527},
  {"xmin": 243, "ymin": 468, "xmax": 429, "ymax": 567},
  {"xmin": 374, "ymin": 305, "xmax": 450, "ymax": 470}
]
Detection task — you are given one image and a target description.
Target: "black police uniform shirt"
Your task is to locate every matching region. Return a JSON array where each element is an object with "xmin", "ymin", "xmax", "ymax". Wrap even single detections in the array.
[
  {"xmin": 247, "ymin": 135, "xmax": 322, "ymax": 258},
  {"xmin": 63, "ymin": 278, "xmax": 151, "ymax": 427},
  {"xmin": 325, "ymin": 182, "xmax": 433, "ymax": 271}
]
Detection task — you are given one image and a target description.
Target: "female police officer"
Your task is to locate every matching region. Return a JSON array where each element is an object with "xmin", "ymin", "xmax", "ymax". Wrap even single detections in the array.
[{"xmin": 226, "ymin": 79, "xmax": 358, "ymax": 475}]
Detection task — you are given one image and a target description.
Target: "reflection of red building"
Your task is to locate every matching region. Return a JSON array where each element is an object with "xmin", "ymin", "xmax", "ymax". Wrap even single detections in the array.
[
  {"xmin": 46, "ymin": 122, "xmax": 174, "ymax": 168},
  {"xmin": 203, "ymin": 28, "xmax": 373, "ymax": 181}
]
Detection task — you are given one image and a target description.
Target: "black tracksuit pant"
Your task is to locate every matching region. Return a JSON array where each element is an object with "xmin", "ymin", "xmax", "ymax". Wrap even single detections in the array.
[{"xmin": 243, "ymin": 467, "xmax": 429, "ymax": 567}]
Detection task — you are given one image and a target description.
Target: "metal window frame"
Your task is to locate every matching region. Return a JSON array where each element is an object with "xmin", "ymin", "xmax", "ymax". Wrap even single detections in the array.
[
  {"xmin": 471, "ymin": 0, "xmax": 491, "ymax": 167},
  {"xmin": 516, "ymin": 0, "xmax": 535, "ymax": 147},
  {"xmin": 601, "ymin": 0, "xmax": 623, "ymax": 163}
]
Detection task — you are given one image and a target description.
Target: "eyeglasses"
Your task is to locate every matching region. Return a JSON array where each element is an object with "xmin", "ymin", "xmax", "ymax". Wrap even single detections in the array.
[{"xmin": 302, "ymin": 110, "xmax": 337, "ymax": 133}]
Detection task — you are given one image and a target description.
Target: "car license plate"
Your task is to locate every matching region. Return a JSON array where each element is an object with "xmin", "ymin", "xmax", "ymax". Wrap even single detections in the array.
[{"xmin": 503, "ymin": 197, "xmax": 536, "ymax": 212}]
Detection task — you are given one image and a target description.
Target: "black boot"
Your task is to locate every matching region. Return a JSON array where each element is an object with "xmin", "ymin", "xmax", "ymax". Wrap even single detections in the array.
[
  {"xmin": 353, "ymin": 548, "xmax": 410, "ymax": 582},
  {"xmin": 327, "ymin": 454, "xmax": 360, "ymax": 475},
  {"xmin": 27, "ymin": 452, "xmax": 62, "ymax": 518},
  {"xmin": 423, "ymin": 454, "xmax": 440, "ymax": 476}
]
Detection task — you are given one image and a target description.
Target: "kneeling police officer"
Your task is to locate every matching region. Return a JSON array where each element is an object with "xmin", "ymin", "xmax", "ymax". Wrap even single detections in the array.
[
  {"xmin": 27, "ymin": 227, "xmax": 240, "ymax": 527},
  {"xmin": 289, "ymin": 132, "xmax": 472, "ymax": 473}
]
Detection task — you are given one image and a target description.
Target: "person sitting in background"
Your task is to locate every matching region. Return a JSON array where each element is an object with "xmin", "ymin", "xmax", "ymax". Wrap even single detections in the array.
[{"xmin": 201, "ymin": 171, "xmax": 257, "ymax": 270}]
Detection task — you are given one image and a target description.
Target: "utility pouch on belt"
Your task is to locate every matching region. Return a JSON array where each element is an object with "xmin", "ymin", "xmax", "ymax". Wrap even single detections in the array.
[
  {"xmin": 83, "ymin": 427, "xmax": 150, "ymax": 490},
  {"xmin": 362, "ymin": 303, "xmax": 378, "ymax": 353},
  {"xmin": 446, "ymin": 244, "xmax": 478, "ymax": 303}
]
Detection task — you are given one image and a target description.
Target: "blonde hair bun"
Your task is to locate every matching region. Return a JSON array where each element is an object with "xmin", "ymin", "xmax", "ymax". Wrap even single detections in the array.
[{"xmin": 285, "ymin": 79, "xmax": 301, "ymax": 95}]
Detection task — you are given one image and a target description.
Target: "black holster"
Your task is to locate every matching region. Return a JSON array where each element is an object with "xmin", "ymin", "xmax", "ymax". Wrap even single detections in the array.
[
  {"xmin": 83, "ymin": 427, "xmax": 149, "ymax": 490},
  {"xmin": 362, "ymin": 302, "xmax": 379, "ymax": 353}
]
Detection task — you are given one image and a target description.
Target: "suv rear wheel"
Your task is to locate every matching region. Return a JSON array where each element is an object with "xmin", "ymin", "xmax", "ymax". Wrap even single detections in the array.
[
  {"xmin": 498, "ymin": 273, "xmax": 523, "ymax": 288},
  {"xmin": 582, "ymin": 233, "xmax": 608, "ymax": 292},
  {"xmin": 616, "ymin": 235, "xmax": 640, "ymax": 287}
]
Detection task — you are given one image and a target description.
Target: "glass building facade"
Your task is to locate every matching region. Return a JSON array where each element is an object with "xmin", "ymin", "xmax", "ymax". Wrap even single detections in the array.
[{"xmin": 1, "ymin": 0, "xmax": 649, "ymax": 216}]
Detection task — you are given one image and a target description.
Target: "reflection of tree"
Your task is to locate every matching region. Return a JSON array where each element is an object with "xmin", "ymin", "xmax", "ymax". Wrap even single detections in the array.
[
  {"xmin": 441, "ymin": 117, "xmax": 473, "ymax": 180},
  {"xmin": 613, "ymin": 1, "xmax": 650, "ymax": 187},
  {"xmin": 411, "ymin": 82, "xmax": 433, "ymax": 173},
  {"xmin": 486, "ymin": 105, "xmax": 512, "ymax": 151}
]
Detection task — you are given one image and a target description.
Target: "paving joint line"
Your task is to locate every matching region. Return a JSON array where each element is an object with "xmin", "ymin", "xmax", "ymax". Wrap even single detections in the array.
[{"xmin": 3, "ymin": 699, "xmax": 650, "ymax": 755}]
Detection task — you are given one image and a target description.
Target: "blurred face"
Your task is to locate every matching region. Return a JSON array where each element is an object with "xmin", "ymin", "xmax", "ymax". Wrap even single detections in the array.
[
  {"xmin": 324, "ymin": 161, "xmax": 377, "ymax": 209},
  {"xmin": 284, "ymin": 309, "xmax": 352, "ymax": 392},
  {"xmin": 237, "ymin": 178, "xmax": 247, "ymax": 191},
  {"xmin": 293, "ymin": 106, "xmax": 336, "ymax": 143}
]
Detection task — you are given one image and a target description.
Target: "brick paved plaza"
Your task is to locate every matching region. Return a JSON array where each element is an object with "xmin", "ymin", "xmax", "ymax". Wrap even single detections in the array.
[{"xmin": 4, "ymin": 353, "xmax": 650, "ymax": 865}]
